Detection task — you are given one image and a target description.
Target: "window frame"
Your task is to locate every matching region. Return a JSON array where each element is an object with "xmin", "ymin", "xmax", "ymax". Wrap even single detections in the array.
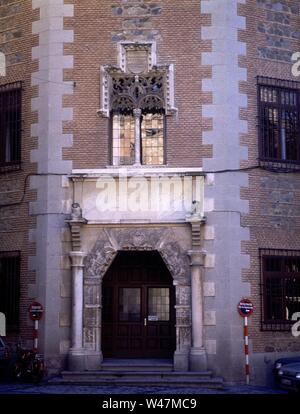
[
  {"xmin": 257, "ymin": 76, "xmax": 300, "ymax": 168},
  {"xmin": 260, "ymin": 248, "xmax": 300, "ymax": 332},
  {"xmin": 110, "ymin": 111, "xmax": 136, "ymax": 166},
  {"xmin": 0, "ymin": 251, "xmax": 21, "ymax": 333},
  {"xmin": 141, "ymin": 111, "xmax": 166, "ymax": 166},
  {"xmin": 0, "ymin": 81, "xmax": 22, "ymax": 173},
  {"xmin": 109, "ymin": 109, "xmax": 167, "ymax": 166}
]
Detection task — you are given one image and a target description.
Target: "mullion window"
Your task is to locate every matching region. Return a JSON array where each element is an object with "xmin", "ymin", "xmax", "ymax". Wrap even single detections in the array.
[{"xmin": 110, "ymin": 73, "xmax": 165, "ymax": 166}]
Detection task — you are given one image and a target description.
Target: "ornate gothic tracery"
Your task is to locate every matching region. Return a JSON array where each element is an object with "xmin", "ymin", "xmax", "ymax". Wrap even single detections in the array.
[
  {"xmin": 98, "ymin": 43, "xmax": 177, "ymax": 166},
  {"xmin": 111, "ymin": 74, "xmax": 165, "ymax": 114}
]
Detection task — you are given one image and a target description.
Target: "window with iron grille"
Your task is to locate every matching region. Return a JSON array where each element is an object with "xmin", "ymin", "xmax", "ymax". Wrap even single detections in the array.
[
  {"xmin": 260, "ymin": 249, "xmax": 300, "ymax": 331},
  {"xmin": 0, "ymin": 252, "xmax": 20, "ymax": 332},
  {"xmin": 257, "ymin": 77, "xmax": 300, "ymax": 168},
  {"xmin": 0, "ymin": 82, "xmax": 22, "ymax": 172}
]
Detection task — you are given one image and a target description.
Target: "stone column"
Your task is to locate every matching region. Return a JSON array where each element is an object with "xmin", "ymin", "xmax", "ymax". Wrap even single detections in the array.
[
  {"xmin": 186, "ymin": 214, "xmax": 207, "ymax": 371},
  {"xmin": 133, "ymin": 108, "xmax": 141, "ymax": 166},
  {"xmin": 68, "ymin": 251, "xmax": 86, "ymax": 371},
  {"xmin": 188, "ymin": 249, "xmax": 207, "ymax": 371},
  {"xmin": 66, "ymin": 204, "xmax": 87, "ymax": 371}
]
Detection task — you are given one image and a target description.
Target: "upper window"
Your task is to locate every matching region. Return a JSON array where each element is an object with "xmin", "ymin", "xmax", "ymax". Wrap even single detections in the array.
[
  {"xmin": 98, "ymin": 42, "xmax": 177, "ymax": 166},
  {"xmin": 0, "ymin": 251, "xmax": 20, "ymax": 332},
  {"xmin": 260, "ymin": 249, "xmax": 300, "ymax": 331},
  {"xmin": 110, "ymin": 74, "xmax": 165, "ymax": 166},
  {"xmin": 0, "ymin": 82, "xmax": 22, "ymax": 172},
  {"xmin": 257, "ymin": 77, "xmax": 300, "ymax": 166}
]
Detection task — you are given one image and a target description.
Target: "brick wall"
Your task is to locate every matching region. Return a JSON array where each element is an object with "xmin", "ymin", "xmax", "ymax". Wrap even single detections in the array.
[
  {"xmin": 0, "ymin": 0, "xmax": 37, "ymax": 346},
  {"xmin": 63, "ymin": 0, "xmax": 212, "ymax": 168},
  {"xmin": 240, "ymin": 0, "xmax": 300, "ymax": 354}
]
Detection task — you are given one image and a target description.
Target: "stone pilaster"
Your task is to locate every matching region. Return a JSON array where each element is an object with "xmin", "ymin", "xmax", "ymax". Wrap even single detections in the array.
[
  {"xmin": 173, "ymin": 283, "xmax": 192, "ymax": 371},
  {"xmin": 186, "ymin": 215, "xmax": 207, "ymax": 371},
  {"xmin": 67, "ymin": 205, "xmax": 92, "ymax": 371},
  {"xmin": 68, "ymin": 251, "xmax": 86, "ymax": 371}
]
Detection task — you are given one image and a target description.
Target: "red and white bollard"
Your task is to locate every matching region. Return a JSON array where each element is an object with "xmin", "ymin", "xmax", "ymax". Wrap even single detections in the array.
[
  {"xmin": 244, "ymin": 316, "xmax": 250, "ymax": 385},
  {"xmin": 28, "ymin": 302, "xmax": 44, "ymax": 352},
  {"xmin": 237, "ymin": 298, "xmax": 254, "ymax": 385},
  {"xmin": 33, "ymin": 320, "xmax": 39, "ymax": 352}
]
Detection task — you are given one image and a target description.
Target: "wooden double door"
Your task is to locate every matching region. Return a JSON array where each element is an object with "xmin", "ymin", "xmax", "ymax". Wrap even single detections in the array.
[{"xmin": 102, "ymin": 251, "xmax": 176, "ymax": 358}]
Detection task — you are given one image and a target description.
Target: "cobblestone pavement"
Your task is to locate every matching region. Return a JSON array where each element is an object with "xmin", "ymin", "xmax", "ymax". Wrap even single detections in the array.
[{"xmin": 0, "ymin": 381, "xmax": 287, "ymax": 394}]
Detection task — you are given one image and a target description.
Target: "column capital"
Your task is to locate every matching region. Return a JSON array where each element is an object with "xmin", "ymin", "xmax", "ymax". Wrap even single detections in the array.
[
  {"xmin": 69, "ymin": 251, "xmax": 87, "ymax": 267},
  {"xmin": 187, "ymin": 249, "xmax": 206, "ymax": 266},
  {"xmin": 133, "ymin": 108, "xmax": 142, "ymax": 118}
]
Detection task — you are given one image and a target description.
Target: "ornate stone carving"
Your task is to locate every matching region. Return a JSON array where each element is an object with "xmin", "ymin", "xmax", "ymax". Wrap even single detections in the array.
[
  {"xmin": 98, "ymin": 58, "xmax": 177, "ymax": 117},
  {"xmin": 71, "ymin": 203, "xmax": 83, "ymax": 220},
  {"xmin": 119, "ymin": 42, "xmax": 156, "ymax": 73},
  {"xmin": 85, "ymin": 227, "xmax": 190, "ymax": 284},
  {"xmin": 84, "ymin": 227, "xmax": 192, "ymax": 363}
]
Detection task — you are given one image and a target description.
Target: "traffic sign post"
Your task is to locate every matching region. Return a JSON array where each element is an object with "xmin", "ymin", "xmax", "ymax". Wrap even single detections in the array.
[
  {"xmin": 28, "ymin": 302, "xmax": 44, "ymax": 351},
  {"xmin": 237, "ymin": 298, "xmax": 254, "ymax": 385}
]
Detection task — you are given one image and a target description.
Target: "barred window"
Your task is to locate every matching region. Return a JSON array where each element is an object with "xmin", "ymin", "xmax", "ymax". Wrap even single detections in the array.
[
  {"xmin": 257, "ymin": 77, "xmax": 300, "ymax": 167},
  {"xmin": 0, "ymin": 252, "xmax": 20, "ymax": 332},
  {"xmin": 0, "ymin": 82, "xmax": 22, "ymax": 172},
  {"xmin": 260, "ymin": 249, "xmax": 300, "ymax": 331}
]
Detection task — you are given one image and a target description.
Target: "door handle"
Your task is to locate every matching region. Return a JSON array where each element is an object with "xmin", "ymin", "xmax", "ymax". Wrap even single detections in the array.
[{"xmin": 144, "ymin": 317, "xmax": 147, "ymax": 326}]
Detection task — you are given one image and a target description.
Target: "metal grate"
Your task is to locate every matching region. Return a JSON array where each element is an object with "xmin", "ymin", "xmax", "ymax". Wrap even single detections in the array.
[
  {"xmin": 0, "ymin": 251, "xmax": 20, "ymax": 332},
  {"xmin": 0, "ymin": 82, "xmax": 22, "ymax": 172},
  {"xmin": 260, "ymin": 248, "xmax": 300, "ymax": 331},
  {"xmin": 257, "ymin": 76, "xmax": 300, "ymax": 170}
]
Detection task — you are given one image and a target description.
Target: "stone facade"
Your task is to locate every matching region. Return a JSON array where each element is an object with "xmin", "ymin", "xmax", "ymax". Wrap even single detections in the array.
[{"xmin": 0, "ymin": 0, "xmax": 300, "ymax": 385}]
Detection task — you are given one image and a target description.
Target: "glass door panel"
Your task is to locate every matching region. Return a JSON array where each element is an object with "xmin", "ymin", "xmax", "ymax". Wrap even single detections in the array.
[
  {"xmin": 147, "ymin": 287, "xmax": 170, "ymax": 321},
  {"xmin": 119, "ymin": 287, "xmax": 141, "ymax": 321}
]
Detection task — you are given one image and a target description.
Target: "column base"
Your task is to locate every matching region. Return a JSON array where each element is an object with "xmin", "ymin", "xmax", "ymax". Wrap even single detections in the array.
[
  {"xmin": 84, "ymin": 351, "xmax": 103, "ymax": 371},
  {"xmin": 68, "ymin": 348, "xmax": 103, "ymax": 371},
  {"xmin": 189, "ymin": 347, "xmax": 207, "ymax": 371},
  {"xmin": 173, "ymin": 350, "xmax": 189, "ymax": 371},
  {"xmin": 68, "ymin": 348, "xmax": 86, "ymax": 371}
]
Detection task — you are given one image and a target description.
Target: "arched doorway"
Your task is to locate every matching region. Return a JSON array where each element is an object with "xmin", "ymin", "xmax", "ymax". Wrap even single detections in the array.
[{"xmin": 102, "ymin": 250, "xmax": 176, "ymax": 358}]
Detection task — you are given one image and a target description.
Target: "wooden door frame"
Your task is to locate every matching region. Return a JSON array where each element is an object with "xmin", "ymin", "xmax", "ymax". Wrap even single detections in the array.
[{"xmin": 102, "ymin": 251, "xmax": 176, "ymax": 358}]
